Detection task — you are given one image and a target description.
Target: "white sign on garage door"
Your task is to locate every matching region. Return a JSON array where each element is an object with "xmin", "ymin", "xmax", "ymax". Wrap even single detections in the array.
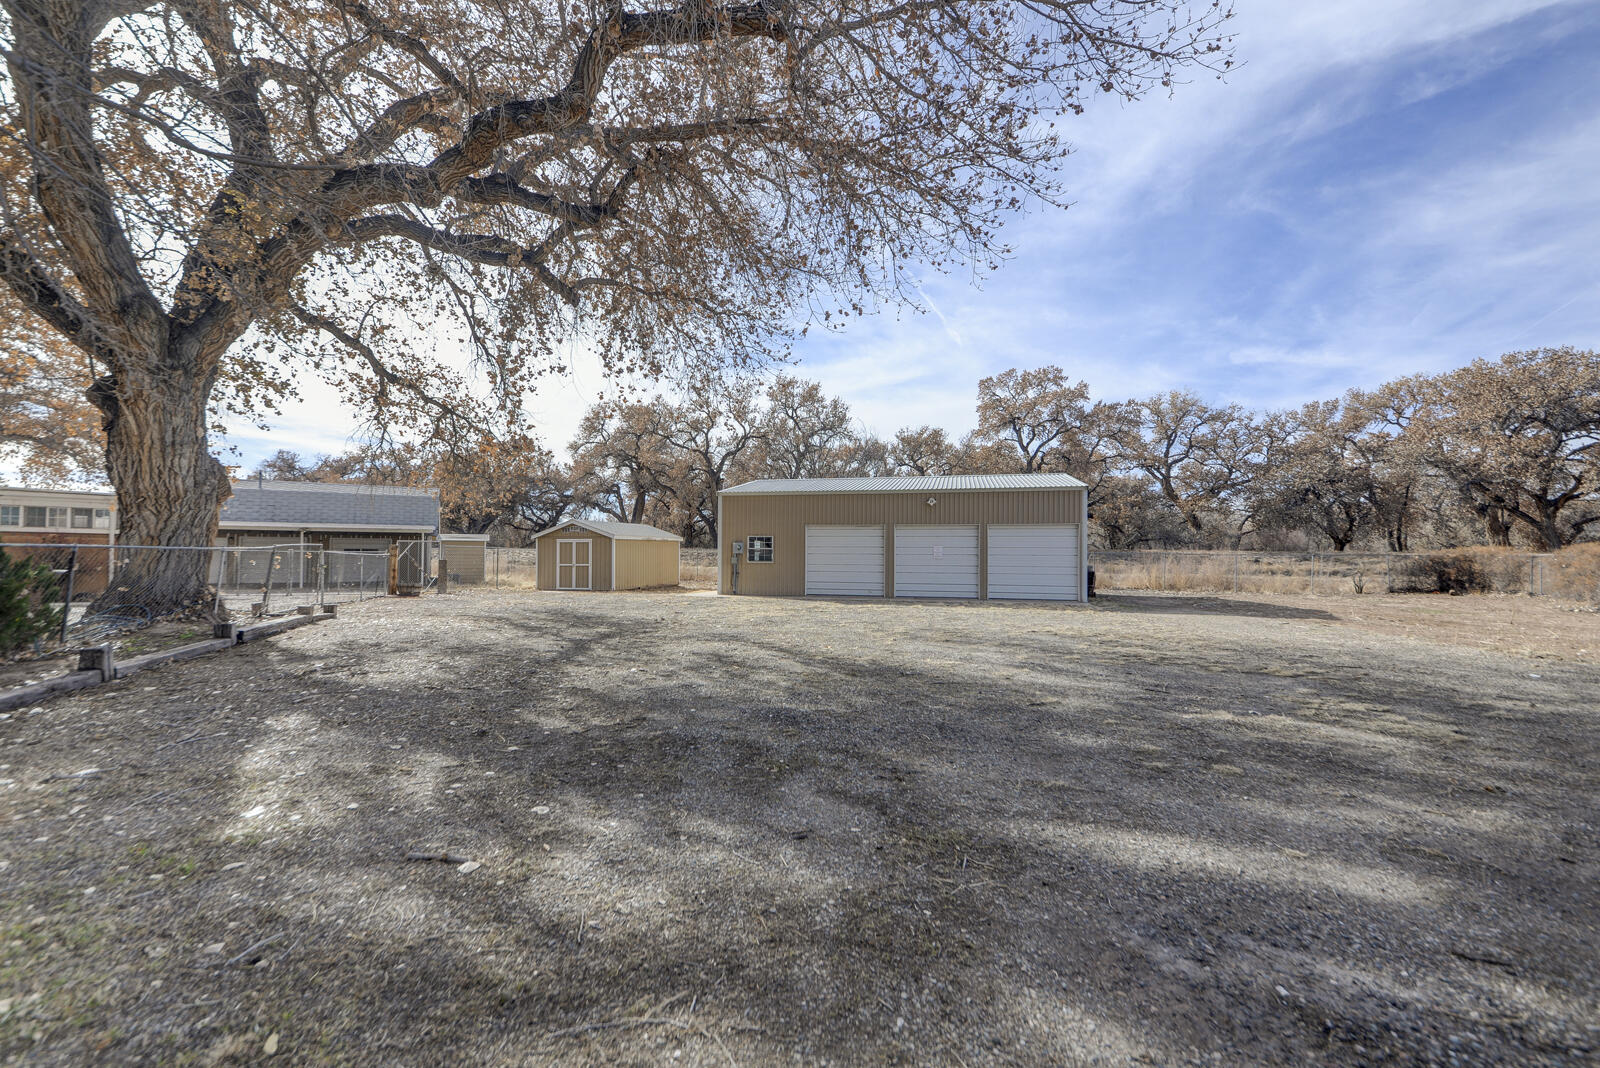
[
  {"xmin": 894, "ymin": 525, "xmax": 979, "ymax": 598},
  {"xmin": 987, "ymin": 524, "xmax": 1080, "ymax": 600},
  {"xmin": 805, "ymin": 525, "xmax": 885, "ymax": 596}
]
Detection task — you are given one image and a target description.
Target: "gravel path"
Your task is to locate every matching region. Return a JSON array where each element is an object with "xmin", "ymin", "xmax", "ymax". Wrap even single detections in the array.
[{"xmin": 1, "ymin": 588, "xmax": 1596, "ymax": 1066}]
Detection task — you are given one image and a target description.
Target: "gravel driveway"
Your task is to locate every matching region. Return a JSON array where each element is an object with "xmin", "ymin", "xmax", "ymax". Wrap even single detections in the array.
[{"xmin": 2, "ymin": 589, "xmax": 1596, "ymax": 1066}]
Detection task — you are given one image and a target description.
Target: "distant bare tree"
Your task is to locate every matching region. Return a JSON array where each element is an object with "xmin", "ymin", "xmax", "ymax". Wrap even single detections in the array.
[
  {"xmin": 1345, "ymin": 380, "xmax": 1430, "ymax": 552},
  {"xmin": 889, "ymin": 425, "xmax": 961, "ymax": 476},
  {"xmin": 249, "ymin": 449, "xmax": 317, "ymax": 481},
  {"xmin": 758, "ymin": 376, "xmax": 857, "ymax": 478},
  {"xmin": 571, "ymin": 402, "xmax": 679, "ymax": 525},
  {"xmin": 1250, "ymin": 400, "xmax": 1374, "ymax": 551},
  {"xmin": 972, "ymin": 366, "xmax": 1090, "ymax": 473},
  {"xmin": 1418, "ymin": 348, "xmax": 1600, "ymax": 550},
  {"xmin": 660, "ymin": 381, "xmax": 764, "ymax": 544},
  {"xmin": 1115, "ymin": 391, "xmax": 1271, "ymax": 537}
]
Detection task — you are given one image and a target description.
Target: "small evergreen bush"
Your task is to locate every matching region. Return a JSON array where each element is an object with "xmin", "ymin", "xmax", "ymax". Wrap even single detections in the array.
[{"xmin": 0, "ymin": 549, "xmax": 64, "ymax": 655}]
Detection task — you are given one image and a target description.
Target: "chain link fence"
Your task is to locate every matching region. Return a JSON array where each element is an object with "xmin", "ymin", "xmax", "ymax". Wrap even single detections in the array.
[
  {"xmin": 481, "ymin": 546, "xmax": 714, "ymax": 588},
  {"xmin": 2, "ymin": 539, "xmax": 434, "ymax": 653},
  {"xmin": 485, "ymin": 547, "xmax": 539, "ymax": 588},
  {"xmin": 1093, "ymin": 548, "xmax": 1600, "ymax": 601}
]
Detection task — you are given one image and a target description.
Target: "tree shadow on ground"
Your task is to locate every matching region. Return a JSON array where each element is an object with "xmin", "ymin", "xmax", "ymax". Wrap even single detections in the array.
[
  {"xmin": 1096, "ymin": 593, "xmax": 1340, "ymax": 621},
  {"xmin": 2, "ymin": 592, "xmax": 1595, "ymax": 1065}
]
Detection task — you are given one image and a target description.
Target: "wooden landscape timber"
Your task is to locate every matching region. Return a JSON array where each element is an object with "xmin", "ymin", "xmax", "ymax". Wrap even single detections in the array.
[{"xmin": 0, "ymin": 608, "xmax": 338, "ymax": 713}]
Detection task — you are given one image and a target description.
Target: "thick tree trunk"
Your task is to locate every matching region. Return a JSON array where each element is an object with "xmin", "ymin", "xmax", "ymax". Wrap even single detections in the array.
[
  {"xmin": 1483, "ymin": 506, "xmax": 1513, "ymax": 548},
  {"xmin": 1532, "ymin": 505, "xmax": 1564, "ymax": 552},
  {"xmin": 88, "ymin": 369, "xmax": 232, "ymax": 616}
]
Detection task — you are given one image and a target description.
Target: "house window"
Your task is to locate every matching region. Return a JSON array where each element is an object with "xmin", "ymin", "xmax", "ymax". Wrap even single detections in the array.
[
  {"xmin": 93, "ymin": 509, "xmax": 111, "ymax": 529},
  {"xmin": 0, "ymin": 506, "xmax": 18, "ymax": 526},
  {"xmin": 747, "ymin": 535, "xmax": 774, "ymax": 563},
  {"xmin": 70, "ymin": 508, "xmax": 94, "ymax": 529},
  {"xmin": 24, "ymin": 506, "xmax": 47, "ymax": 527},
  {"xmin": 46, "ymin": 507, "xmax": 68, "ymax": 528}
]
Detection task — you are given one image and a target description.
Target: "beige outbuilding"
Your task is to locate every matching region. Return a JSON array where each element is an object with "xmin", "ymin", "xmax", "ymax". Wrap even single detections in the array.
[
  {"xmin": 718, "ymin": 474, "xmax": 1088, "ymax": 601},
  {"xmin": 439, "ymin": 533, "xmax": 490, "ymax": 584},
  {"xmin": 532, "ymin": 519, "xmax": 681, "ymax": 591}
]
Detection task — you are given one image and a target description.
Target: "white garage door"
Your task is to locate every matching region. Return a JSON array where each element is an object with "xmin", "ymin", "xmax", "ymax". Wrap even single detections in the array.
[
  {"xmin": 894, "ymin": 525, "xmax": 979, "ymax": 598},
  {"xmin": 987, "ymin": 525, "xmax": 1081, "ymax": 601},
  {"xmin": 805, "ymin": 526, "xmax": 885, "ymax": 596}
]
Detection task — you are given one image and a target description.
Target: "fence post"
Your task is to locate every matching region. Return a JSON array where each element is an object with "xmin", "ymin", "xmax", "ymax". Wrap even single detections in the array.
[
  {"xmin": 59, "ymin": 546, "xmax": 78, "ymax": 643},
  {"xmin": 1233, "ymin": 552, "xmax": 1240, "ymax": 593},
  {"xmin": 387, "ymin": 543, "xmax": 400, "ymax": 595},
  {"xmin": 1160, "ymin": 553, "xmax": 1167, "ymax": 590},
  {"xmin": 260, "ymin": 548, "xmax": 277, "ymax": 615}
]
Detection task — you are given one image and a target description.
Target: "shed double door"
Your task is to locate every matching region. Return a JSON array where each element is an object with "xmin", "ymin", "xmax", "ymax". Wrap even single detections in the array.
[{"xmin": 556, "ymin": 539, "xmax": 592, "ymax": 590}]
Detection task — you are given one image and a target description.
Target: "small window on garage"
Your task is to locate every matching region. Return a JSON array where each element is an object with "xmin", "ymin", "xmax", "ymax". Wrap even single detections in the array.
[{"xmin": 747, "ymin": 535, "xmax": 774, "ymax": 563}]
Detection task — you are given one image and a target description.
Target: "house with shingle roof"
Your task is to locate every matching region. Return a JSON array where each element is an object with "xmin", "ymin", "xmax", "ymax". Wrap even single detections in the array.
[{"xmin": 216, "ymin": 476, "xmax": 440, "ymax": 549}]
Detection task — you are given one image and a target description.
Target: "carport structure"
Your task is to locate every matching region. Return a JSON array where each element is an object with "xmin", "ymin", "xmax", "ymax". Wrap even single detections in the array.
[{"xmin": 717, "ymin": 474, "xmax": 1088, "ymax": 601}]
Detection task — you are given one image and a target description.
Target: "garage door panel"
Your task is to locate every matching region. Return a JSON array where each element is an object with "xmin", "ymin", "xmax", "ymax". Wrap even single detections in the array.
[
  {"xmin": 987, "ymin": 525, "xmax": 1080, "ymax": 600},
  {"xmin": 894, "ymin": 525, "xmax": 979, "ymax": 598},
  {"xmin": 805, "ymin": 526, "xmax": 885, "ymax": 596}
]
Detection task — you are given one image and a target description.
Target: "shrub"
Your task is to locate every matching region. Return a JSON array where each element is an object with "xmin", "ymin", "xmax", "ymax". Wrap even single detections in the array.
[
  {"xmin": 1390, "ymin": 552, "xmax": 1491, "ymax": 594},
  {"xmin": 0, "ymin": 548, "xmax": 64, "ymax": 655}
]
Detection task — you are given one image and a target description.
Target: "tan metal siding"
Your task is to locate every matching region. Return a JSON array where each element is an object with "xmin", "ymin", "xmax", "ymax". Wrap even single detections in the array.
[
  {"xmin": 535, "ymin": 528, "xmax": 613, "ymax": 590},
  {"xmin": 719, "ymin": 489, "xmax": 1084, "ymax": 597},
  {"xmin": 615, "ymin": 538, "xmax": 680, "ymax": 589}
]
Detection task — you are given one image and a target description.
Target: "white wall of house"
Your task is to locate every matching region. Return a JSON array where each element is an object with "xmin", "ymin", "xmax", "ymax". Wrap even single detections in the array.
[{"xmin": 0, "ymin": 487, "xmax": 116, "ymax": 538}]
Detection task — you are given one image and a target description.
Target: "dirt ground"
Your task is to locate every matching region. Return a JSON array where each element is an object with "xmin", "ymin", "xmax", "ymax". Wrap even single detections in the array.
[
  {"xmin": 0, "ymin": 620, "xmax": 221, "ymax": 691},
  {"xmin": 1, "ymin": 588, "xmax": 1596, "ymax": 1066}
]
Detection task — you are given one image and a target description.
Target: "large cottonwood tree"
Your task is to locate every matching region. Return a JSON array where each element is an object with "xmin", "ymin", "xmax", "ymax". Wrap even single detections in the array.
[
  {"xmin": 0, "ymin": 0, "xmax": 1232, "ymax": 609},
  {"xmin": 1419, "ymin": 348, "xmax": 1600, "ymax": 550}
]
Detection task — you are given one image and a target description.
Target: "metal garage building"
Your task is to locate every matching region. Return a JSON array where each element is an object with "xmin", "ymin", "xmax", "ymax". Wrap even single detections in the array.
[
  {"xmin": 717, "ymin": 474, "xmax": 1088, "ymax": 601},
  {"xmin": 532, "ymin": 519, "xmax": 681, "ymax": 591}
]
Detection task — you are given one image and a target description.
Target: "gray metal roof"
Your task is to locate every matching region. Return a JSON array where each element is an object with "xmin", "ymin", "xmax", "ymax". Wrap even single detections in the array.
[
  {"xmin": 721, "ymin": 474, "xmax": 1087, "ymax": 495},
  {"xmin": 219, "ymin": 479, "xmax": 440, "ymax": 532},
  {"xmin": 537, "ymin": 518, "xmax": 682, "ymax": 541}
]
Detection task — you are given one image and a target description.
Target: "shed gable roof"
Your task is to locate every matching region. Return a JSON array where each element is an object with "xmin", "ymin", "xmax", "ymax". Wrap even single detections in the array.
[
  {"xmin": 721, "ymin": 474, "xmax": 1086, "ymax": 495},
  {"xmin": 535, "ymin": 518, "xmax": 681, "ymax": 542}
]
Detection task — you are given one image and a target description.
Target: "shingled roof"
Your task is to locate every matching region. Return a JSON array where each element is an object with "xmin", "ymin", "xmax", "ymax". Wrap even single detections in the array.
[{"xmin": 219, "ymin": 479, "xmax": 440, "ymax": 532}]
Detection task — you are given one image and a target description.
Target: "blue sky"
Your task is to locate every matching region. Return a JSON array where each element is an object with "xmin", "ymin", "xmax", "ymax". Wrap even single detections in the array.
[{"xmin": 224, "ymin": 0, "xmax": 1600, "ymax": 466}]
